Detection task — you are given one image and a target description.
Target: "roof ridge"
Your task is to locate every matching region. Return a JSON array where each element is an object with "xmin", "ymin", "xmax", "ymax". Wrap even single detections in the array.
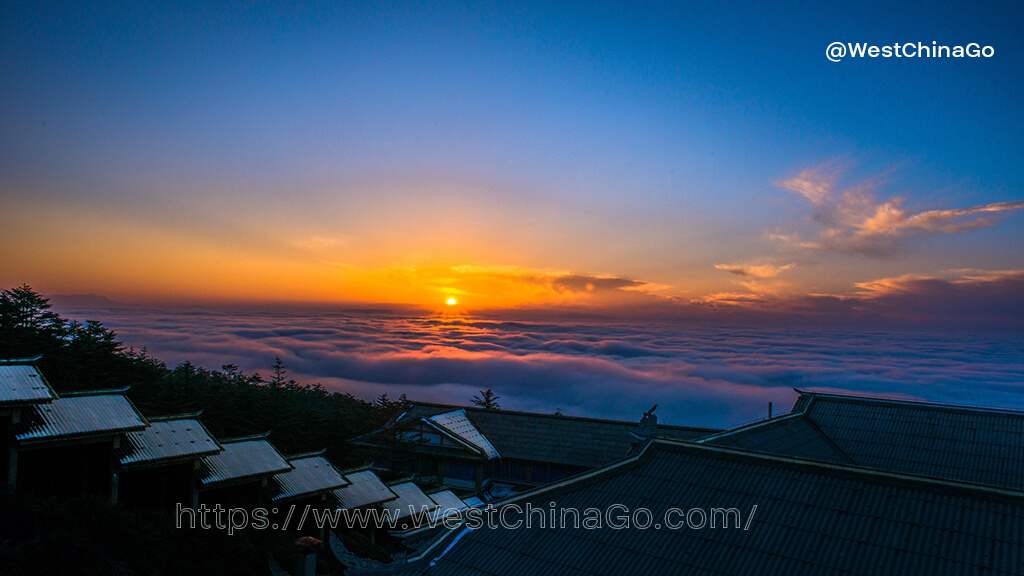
[
  {"xmin": 284, "ymin": 449, "xmax": 328, "ymax": 460},
  {"xmin": 408, "ymin": 401, "xmax": 713, "ymax": 430},
  {"xmin": 0, "ymin": 355, "xmax": 43, "ymax": 365},
  {"xmin": 799, "ymin": 413, "xmax": 858, "ymax": 465},
  {"xmin": 423, "ymin": 487, "xmax": 459, "ymax": 495},
  {"xmin": 147, "ymin": 410, "xmax": 203, "ymax": 422},
  {"xmin": 391, "ymin": 439, "xmax": 655, "ymax": 550},
  {"xmin": 799, "ymin": 390, "xmax": 1024, "ymax": 417},
  {"xmin": 218, "ymin": 431, "xmax": 272, "ymax": 443},
  {"xmin": 656, "ymin": 439, "xmax": 1024, "ymax": 500},
  {"xmin": 59, "ymin": 386, "xmax": 131, "ymax": 397},
  {"xmin": 338, "ymin": 464, "xmax": 377, "ymax": 475},
  {"xmin": 696, "ymin": 412, "xmax": 804, "ymax": 443}
]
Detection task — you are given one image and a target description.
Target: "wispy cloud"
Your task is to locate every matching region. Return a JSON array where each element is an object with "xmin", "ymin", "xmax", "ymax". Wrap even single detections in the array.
[
  {"xmin": 332, "ymin": 263, "xmax": 669, "ymax": 308},
  {"xmin": 851, "ymin": 269, "xmax": 1024, "ymax": 323},
  {"xmin": 551, "ymin": 274, "xmax": 651, "ymax": 293},
  {"xmin": 774, "ymin": 164, "xmax": 1024, "ymax": 256},
  {"xmin": 713, "ymin": 263, "xmax": 796, "ymax": 295},
  {"xmin": 688, "ymin": 267, "xmax": 1024, "ymax": 329},
  {"xmin": 715, "ymin": 263, "xmax": 795, "ymax": 279},
  {"xmin": 290, "ymin": 234, "xmax": 348, "ymax": 250}
]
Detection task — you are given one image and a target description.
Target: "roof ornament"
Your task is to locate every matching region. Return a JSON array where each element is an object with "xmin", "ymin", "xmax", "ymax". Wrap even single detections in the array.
[{"xmin": 639, "ymin": 404, "xmax": 659, "ymax": 437}]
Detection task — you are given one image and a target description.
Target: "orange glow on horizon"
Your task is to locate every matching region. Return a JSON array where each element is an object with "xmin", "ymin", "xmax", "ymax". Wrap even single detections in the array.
[{"xmin": 0, "ymin": 197, "xmax": 693, "ymax": 309}]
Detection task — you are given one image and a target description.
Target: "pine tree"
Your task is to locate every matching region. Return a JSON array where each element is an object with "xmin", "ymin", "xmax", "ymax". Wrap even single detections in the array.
[
  {"xmin": 0, "ymin": 283, "xmax": 66, "ymax": 358},
  {"xmin": 270, "ymin": 356, "xmax": 287, "ymax": 388},
  {"xmin": 471, "ymin": 388, "xmax": 501, "ymax": 410}
]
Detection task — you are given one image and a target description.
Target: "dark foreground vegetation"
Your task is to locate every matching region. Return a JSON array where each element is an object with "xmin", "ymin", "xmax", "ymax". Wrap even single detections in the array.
[
  {"xmin": 0, "ymin": 284, "xmax": 399, "ymax": 575},
  {"xmin": 0, "ymin": 284, "xmax": 394, "ymax": 462},
  {"xmin": 0, "ymin": 491, "xmax": 273, "ymax": 576}
]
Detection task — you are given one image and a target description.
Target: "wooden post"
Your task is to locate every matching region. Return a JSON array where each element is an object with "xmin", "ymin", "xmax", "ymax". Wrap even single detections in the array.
[
  {"xmin": 191, "ymin": 459, "xmax": 200, "ymax": 509},
  {"xmin": 159, "ymin": 473, "xmax": 168, "ymax": 511},
  {"xmin": 6, "ymin": 445, "xmax": 17, "ymax": 492},
  {"xmin": 110, "ymin": 437, "xmax": 120, "ymax": 504},
  {"xmin": 81, "ymin": 448, "xmax": 90, "ymax": 497},
  {"xmin": 319, "ymin": 493, "xmax": 328, "ymax": 541},
  {"xmin": 6, "ymin": 410, "xmax": 20, "ymax": 492}
]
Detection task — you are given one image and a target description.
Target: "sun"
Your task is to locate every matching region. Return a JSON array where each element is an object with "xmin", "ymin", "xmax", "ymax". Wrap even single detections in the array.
[{"xmin": 446, "ymin": 297, "xmax": 458, "ymax": 306}]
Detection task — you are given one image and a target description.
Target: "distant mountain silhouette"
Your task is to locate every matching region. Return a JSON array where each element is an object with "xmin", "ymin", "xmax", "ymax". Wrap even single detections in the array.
[
  {"xmin": 342, "ymin": 308, "xmax": 396, "ymax": 315},
  {"xmin": 49, "ymin": 293, "xmax": 124, "ymax": 308}
]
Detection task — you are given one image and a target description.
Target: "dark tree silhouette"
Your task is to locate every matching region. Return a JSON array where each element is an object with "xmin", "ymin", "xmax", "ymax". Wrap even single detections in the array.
[
  {"xmin": 0, "ymin": 284, "xmax": 390, "ymax": 467},
  {"xmin": 373, "ymin": 393, "xmax": 408, "ymax": 420},
  {"xmin": 270, "ymin": 356, "xmax": 287, "ymax": 388},
  {"xmin": 471, "ymin": 388, "xmax": 501, "ymax": 410}
]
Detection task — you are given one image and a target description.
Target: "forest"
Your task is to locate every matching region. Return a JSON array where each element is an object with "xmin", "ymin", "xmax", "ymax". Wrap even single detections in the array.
[{"xmin": 0, "ymin": 284, "xmax": 400, "ymax": 464}]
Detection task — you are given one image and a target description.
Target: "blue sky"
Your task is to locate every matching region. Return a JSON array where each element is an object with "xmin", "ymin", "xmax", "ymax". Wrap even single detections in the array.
[{"xmin": 2, "ymin": 0, "xmax": 1022, "ymax": 314}]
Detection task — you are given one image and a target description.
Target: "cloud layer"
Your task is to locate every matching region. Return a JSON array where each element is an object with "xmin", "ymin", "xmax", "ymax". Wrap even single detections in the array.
[{"xmin": 52, "ymin": 302, "xmax": 1024, "ymax": 429}]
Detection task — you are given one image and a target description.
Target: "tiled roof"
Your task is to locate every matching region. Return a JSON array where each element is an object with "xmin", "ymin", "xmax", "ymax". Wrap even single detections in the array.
[
  {"xmin": 267, "ymin": 454, "xmax": 348, "ymax": 502},
  {"xmin": 119, "ymin": 415, "xmax": 222, "ymax": 468},
  {"xmin": 197, "ymin": 435, "xmax": 292, "ymax": 487},
  {"xmin": 383, "ymin": 402, "xmax": 718, "ymax": 468},
  {"xmin": 706, "ymin": 391, "xmax": 1024, "ymax": 491},
  {"xmin": 333, "ymin": 469, "xmax": 397, "ymax": 509},
  {"xmin": 378, "ymin": 441, "xmax": 1024, "ymax": 576},
  {"xmin": 426, "ymin": 490, "xmax": 468, "ymax": 523},
  {"xmin": 0, "ymin": 360, "xmax": 57, "ymax": 406},
  {"xmin": 700, "ymin": 413, "xmax": 853, "ymax": 464},
  {"xmin": 383, "ymin": 482, "xmax": 438, "ymax": 520},
  {"xmin": 426, "ymin": 410, "xmax": 500, "ymax": 459},
  {"xmin": 14, "ymin": 390, "xmax": 146, "ymax": 444}
]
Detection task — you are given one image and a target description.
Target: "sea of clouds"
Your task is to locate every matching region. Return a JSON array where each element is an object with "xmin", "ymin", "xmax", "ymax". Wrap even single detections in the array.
[{"xmin": 51, "ymin": 306, "xmax": 1024, "ymax": 428}]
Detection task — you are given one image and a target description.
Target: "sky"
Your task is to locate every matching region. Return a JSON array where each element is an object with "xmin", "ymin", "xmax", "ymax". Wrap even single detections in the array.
[{"xmin": 3, "ymin": 1, "xmax": 1023, "ymax": 318}]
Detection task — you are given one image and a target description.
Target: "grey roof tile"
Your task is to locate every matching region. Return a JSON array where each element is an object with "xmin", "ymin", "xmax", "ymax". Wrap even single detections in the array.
[
  {"xmin": 197, "ymin": 436, "xmax": 292, "ymax": 487},
  {"xmin": 333, "ymin": 469, "xmax": 397, "ymax": 509},
  {"xmin": 702, "ymin": 413, "xmax": 853, "ymax": 464},
  {"xmin": 426, "ymin": 489, "xmax": 468, "ymax": 522},
  {"xmin": 14, "ymin": 391, "xmax": 146, "ymax": 443},
  {"xmin": 267, "ymin": 454, "xmax": 348, "ymax": 502},
  {"xmin": 707, "ymin": 392, "xmax": 1024, "ymax": 491},
  {"xmin": 0, "ymin": 361, "xmax": 57, "ymax": 406},
  {"xmin": 119, "ymin": 416, "xmax": 221, "ymax": 468},
  {"xmin": 381, "ymin": 441, "xmax": 1024, "ymax": 576},
  {"xmin": 383, "ymin": 482, "xmax": 438, "ymax": 520},
  {"xmin": 803, "ymin": 393, "xmax": 1024, "ymax": 490}
]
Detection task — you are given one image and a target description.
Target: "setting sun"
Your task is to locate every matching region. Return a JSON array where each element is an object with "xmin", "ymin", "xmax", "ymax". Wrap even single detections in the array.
[{"xmin": 446, "ymin": 297, "xmax": 457, "ymax": 306}]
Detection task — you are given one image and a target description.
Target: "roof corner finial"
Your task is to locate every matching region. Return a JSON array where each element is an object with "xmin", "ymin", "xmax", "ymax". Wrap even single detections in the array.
[{"xmin": 639, "ymin": 404, "xmax": 658, "ymax": 437}]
